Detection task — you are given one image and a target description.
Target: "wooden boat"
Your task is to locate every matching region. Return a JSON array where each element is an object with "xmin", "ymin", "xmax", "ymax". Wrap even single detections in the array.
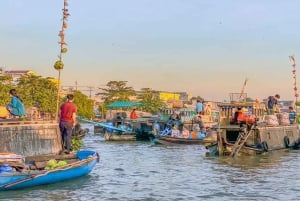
[
  {"xmin": 104, "ymin": 131, "xmax": 136, "ymax": 141},
  {"xmin": 80, "ymin": 118, "xmax": 155, "ymax": 141},
  {"xmin": 159, "ymin": 107, "xmax": 219, "ymax": 130},
  {"xmin": 151, "ymin": 134, "xmax": 216, "ymax": 145},
  {"xmin": 0, "ymin": 150, "xmax": 99, "ymax": 190},
  {"xmin": 205, "ymin": 102, "xmax": 300, "ymax": 157}
]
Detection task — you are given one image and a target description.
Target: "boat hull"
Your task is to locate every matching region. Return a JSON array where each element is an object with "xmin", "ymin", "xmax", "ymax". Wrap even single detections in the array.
[
  {"xmin": 0, "ymin": 150, "xmax": 99, "ymax": 190},
  {"xmin": 104, "ymin": 132, "xmax": 136, "ymax": 141},
  {"xmin": 152, "ymin": 135, "xmax": 215, "ymax": 145},
  {"xmin": 206, "ymin": 124, "xmax": 300, "ymax": 156}
]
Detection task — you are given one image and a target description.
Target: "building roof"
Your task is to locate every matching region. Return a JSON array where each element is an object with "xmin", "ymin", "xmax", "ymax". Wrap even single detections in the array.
[{"xmin": 4, "ymin": 70, "xmax": 32, "ymax": 75}]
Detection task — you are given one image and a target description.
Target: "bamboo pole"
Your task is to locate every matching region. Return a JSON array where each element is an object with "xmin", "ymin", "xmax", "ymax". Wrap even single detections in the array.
[
  {"xmin": 55, "ymin": 0, "xmax": 70, "ymax": 121},
  {"xmin": 289, "ymin": 55, "xmax": 298, "ymax": 108}
]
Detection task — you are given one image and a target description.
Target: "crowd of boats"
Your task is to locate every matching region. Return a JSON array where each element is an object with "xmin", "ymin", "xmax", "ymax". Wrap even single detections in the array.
[
  {"xmin": 85, "ymin": 100, "xmax": 300, "ymax": 156},
  {"xmin": 1, "ymin": 100, "xmax": 300, "ymax": 191}
]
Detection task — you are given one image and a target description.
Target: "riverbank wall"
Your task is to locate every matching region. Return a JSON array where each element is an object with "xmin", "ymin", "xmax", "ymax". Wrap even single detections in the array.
[{"xmin": 0, "ymin": 120, "xmax": 62, "ymax": 157}]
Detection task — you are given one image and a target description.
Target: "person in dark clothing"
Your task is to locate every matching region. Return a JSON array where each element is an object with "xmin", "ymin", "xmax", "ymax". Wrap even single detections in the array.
[
  {"xmin": 115, "ymin": 112, "xmax": 123, "ymax": 127},
  {"xmin": 267, "ymin": 94, "xmax": 280, "ymax": 114}
]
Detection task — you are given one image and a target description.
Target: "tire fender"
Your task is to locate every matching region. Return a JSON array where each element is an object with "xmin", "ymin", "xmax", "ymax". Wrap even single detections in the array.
[
  {"xmin": 284, "ymin": 136, "xmax": 290, "ymax": 148},
  {"xmin": 261, "ymin": 141, "xmax": 269, "ymax": 152}
]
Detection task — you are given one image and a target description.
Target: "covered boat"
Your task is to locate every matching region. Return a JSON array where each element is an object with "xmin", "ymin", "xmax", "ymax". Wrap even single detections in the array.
[
  {"xmin": 81, "ymin": 117, "xmax": 155, "ymax": 141},
  {"xmin": 0, "ymin": 150, "xmax": 99, "ymax": 190},
  {"xmin": 205, "ymin": 102, "xmax": 300, "ymax": 157}
]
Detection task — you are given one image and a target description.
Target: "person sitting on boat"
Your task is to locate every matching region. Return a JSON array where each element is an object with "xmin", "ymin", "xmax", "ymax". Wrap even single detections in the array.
[
  {"xmin": 288, "ymin": 106, "xmax": 297, "ymax": 124},
  {"xmin": 115, "ymin": 112, "xmax": 123, "ymax": 127},
  {"xmin": 194, "ymin": 114, "xmax": 205, "ymax": 133},
  {"xmin": 171, "ymin": 125, "xmax": 180, "ymax": 137},
  {"xmin": 267, "ymin": 94, "xmax": 280, "ymax": 114},
  {"xmin": 130, "ymin": 108, "xmax": 138, "ymax": 119},
  {"xmin": 231, "ymin": 107, "xmax": 242, "ymax": 124},
  {"xmin": 237, "ymin": 108, "xmax": 248, "ymax": 125}
]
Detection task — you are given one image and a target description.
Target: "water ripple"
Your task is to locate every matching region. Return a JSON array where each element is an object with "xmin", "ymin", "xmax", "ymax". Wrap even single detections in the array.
[{"xmin": 1, "ymin": 124, "xmax": 300, "ymax": 201}]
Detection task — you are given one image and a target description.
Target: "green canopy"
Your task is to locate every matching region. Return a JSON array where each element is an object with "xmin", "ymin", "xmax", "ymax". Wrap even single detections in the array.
[{"xmin": 107, "ymin": 101, "xmax": 143, "ymax": 109}]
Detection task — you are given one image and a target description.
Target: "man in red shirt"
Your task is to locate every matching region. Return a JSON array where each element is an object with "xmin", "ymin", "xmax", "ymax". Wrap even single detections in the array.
[{"xmin": 59, "ymin": 94, "xmax": 77, "ymax": 154}]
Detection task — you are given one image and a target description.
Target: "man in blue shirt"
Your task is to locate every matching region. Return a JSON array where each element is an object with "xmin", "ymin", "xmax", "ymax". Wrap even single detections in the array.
[
  {"xmin": 288, "ymin": 106, "xmax": 297, "ymax": 124},
  {"xmin": 195, "ymin": 100, "xmax": 204, "ymax": 115}
]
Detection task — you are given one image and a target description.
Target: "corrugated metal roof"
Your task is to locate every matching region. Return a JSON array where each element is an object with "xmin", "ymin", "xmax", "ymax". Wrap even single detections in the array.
[{"xmin": 107, "ymin": 101, "xmax": 142, "ymax": 108}]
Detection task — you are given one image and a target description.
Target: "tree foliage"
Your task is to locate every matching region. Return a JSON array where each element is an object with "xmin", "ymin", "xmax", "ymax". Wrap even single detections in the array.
[
  {"xmin": 72, "ymin": 90, "xmax": 94, "ymax": 118},
  {"xmin": 97, "ymin": 81, "xmax": 136, "ymax": 104},
  {"xmin": 137, "ymin": 88, "xmax": 166, "ymax": 114},
  {"xmin": 0, "ymin": 81, "xmax": 11, "ymax": 106},
  {"xmin": 0, "ymin": 74, "xmax": 94, "ymax": 118},
  {"xmin": 17, "ymin": 74, "xmax": 58, "ymax": 113}
]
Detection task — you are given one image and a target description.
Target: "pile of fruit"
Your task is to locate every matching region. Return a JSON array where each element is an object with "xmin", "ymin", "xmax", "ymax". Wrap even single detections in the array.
[{"xmin": 45, "ymin": 159, "xmax": 68, "ymax": 170}]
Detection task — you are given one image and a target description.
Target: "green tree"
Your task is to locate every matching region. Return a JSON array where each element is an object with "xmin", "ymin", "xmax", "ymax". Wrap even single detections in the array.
[
  {"xmin": 97, "ymin": 81, "xmax": 136, "ymax": 104},
  {"xmin": 17, "ymin": 74, "xmax": 58, "ymax": 113},
  {"xmin": 72, "ymin": 90, "xmax": 94, "ymax": 119},
  {"xmin": 137, "ymin": 88, "xmax": 166, "ymax": 114},
  {"xmin": 0, "ymin": 75, "xmax": 13, "ymax": 84},
  {"xmin": 0, "ymin": 82, "xmax": 11, "ymax": 106}
]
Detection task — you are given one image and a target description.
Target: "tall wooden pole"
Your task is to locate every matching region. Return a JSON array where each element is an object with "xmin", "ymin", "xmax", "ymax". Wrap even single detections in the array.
[
  {"xmin": 55, "ymin": 0, "xmax": 70, "ymax": 121},
  {"xmin": 289, "ymin": 55, "xmax": 298, "ymax": 107}
]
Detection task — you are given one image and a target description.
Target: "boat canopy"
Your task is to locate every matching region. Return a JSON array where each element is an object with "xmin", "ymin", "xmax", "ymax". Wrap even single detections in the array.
[{"xmin": 107, "ymin": 101, "xmax": 143, "ymax": 109}]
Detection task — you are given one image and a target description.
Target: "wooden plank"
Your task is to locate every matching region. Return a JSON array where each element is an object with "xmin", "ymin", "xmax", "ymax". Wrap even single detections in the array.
[
  {"xmin": 34, "ymin": 161, "xmax": 48, "ymax": 169},
  {"xmin": 26, "ymin": 153, "xmax": 77, "ymax": 162},
  {"xmin": 0, "ymin": 161, "xmax": 26, "ymax": 168}
]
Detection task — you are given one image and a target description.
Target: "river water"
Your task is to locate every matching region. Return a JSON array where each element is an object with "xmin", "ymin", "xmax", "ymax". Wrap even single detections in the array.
[{"xmin": 1, "ymin": 124, "xmax": 300, "ymax": 201}]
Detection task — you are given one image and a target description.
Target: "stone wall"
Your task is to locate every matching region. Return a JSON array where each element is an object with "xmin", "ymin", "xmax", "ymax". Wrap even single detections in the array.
[
  {"xmin": 258, "ymin": 125, "xmax": 300, "ymax": 149},
  {"xmin": 0, "ymin": 122, "xmax": 62, "ymax": 156}
]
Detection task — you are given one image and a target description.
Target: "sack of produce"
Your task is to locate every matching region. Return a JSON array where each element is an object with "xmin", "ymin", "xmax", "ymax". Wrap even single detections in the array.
[{"xmin": 265, "ymin": 115, "xmax": 279, "ymax": 126}]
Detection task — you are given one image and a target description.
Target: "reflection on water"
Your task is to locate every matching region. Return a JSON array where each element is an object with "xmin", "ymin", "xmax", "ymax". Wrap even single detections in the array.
[
  {"xmin": 1, "ymin": 124, "xmax": 300, "ymax": 201},
  {"xmin": 215, "ymin": 150, "xmax": 291, "ymax": 168}
]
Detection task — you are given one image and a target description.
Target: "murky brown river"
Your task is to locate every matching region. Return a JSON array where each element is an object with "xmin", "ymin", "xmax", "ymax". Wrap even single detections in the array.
[{"xmin": 1, "ymin": 124, "xmax": 299, "ymax": 201}]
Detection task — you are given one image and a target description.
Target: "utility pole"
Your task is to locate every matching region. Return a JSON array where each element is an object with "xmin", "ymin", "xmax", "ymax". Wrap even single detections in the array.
[{"xmin": 61, "ymin": 85, "xmax": 94, "ymax": 98}]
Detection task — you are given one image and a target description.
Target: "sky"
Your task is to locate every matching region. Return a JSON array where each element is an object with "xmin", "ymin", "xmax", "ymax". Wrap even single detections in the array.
[{"xmin": 1, "ymin": 0, "xmax": 300, "ymax": 101}]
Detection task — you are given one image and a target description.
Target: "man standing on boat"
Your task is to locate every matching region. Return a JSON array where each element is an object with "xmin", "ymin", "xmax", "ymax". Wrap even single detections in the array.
[
  {"xmin": 59, "ymin": 94, "xmax": 77, "ymax": 154},
  {"xmin": 267, "ymin": 94, "xmax": 280, "ymax": 114},
  {"xmin": 195, "ymin": 100, "xmax": 204, "ymax": 115}
]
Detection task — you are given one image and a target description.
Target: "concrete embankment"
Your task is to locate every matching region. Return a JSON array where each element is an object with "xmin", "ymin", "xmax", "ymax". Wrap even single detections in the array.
[{"xmin": 0, "ymin": 120, "xmax": 62, "ymax": 157}]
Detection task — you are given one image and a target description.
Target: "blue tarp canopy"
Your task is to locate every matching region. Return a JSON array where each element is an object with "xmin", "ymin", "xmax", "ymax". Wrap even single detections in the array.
[{"xmin": 107, "ymin": 101, "xmax": 143, "ymax": 108}]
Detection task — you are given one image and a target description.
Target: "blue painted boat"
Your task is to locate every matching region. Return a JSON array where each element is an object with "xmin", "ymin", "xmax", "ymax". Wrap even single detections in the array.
[{"xmin": 0, "ymin": 150, "xmax": 99, "ymax": 190}]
